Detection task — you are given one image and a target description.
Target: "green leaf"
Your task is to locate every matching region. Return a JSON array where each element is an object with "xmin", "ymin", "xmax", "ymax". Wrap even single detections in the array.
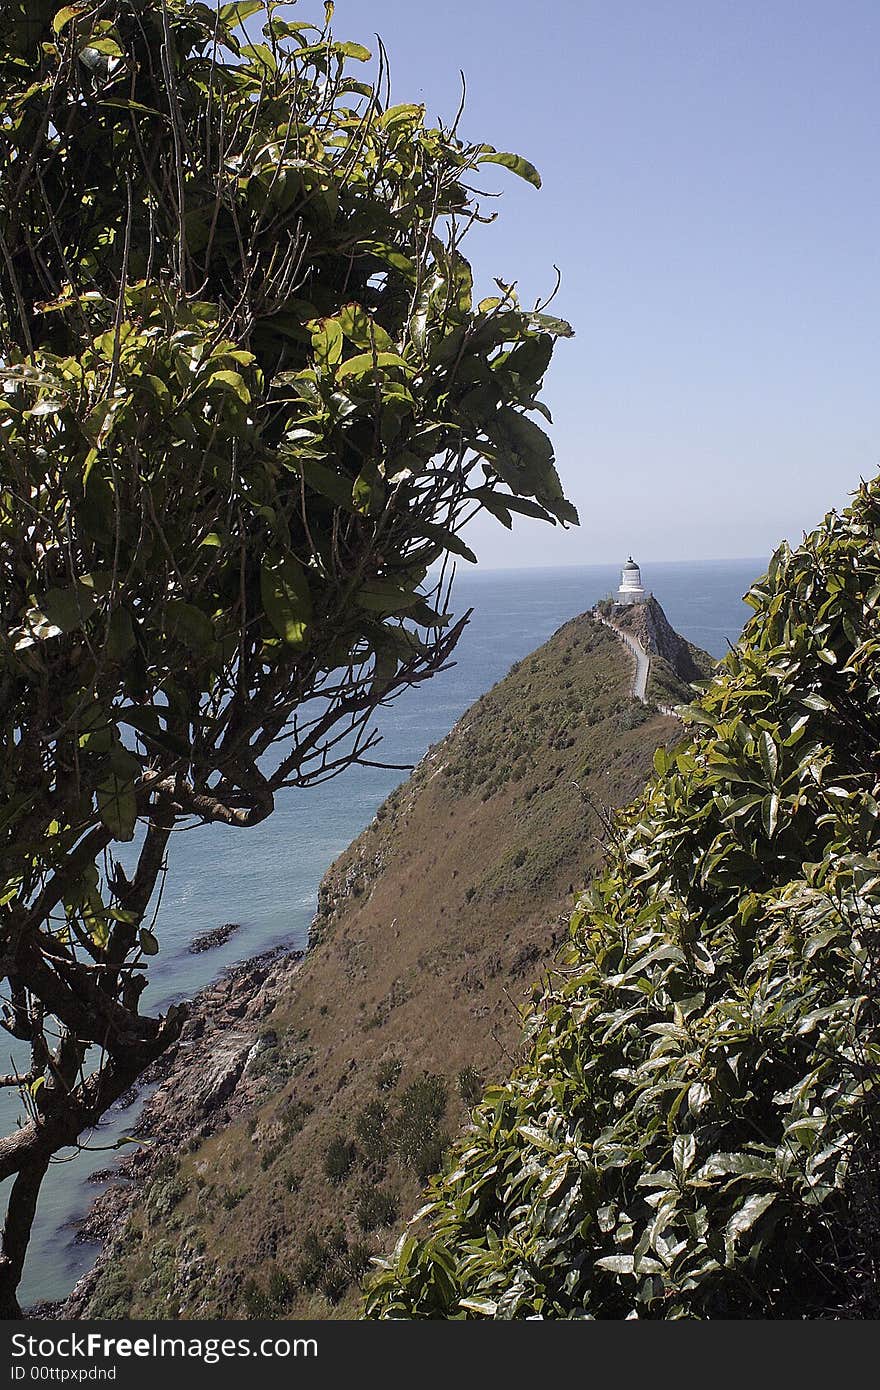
[
  {"xmin": 673, "ymin": 1133, "xmax": 696, "ymax": 1178},
  {"xmin": 338, "ymin": 302, "xmax": 392, "ymax": 351},
  {"xmin": 260, "ymin": 557, "xmax": 313, "ymax": 646},
  {"xmin": 760, "ymin": 791, "xmax": 780, "ymax": 839},
  {"xmin": 595, "ymin": 1255, "xmax": 635, "ymax": 1274},
  {"xmin": 166, "ymin": 600, "xmax": 215, "ymax": 651},
  {"xmin": 529, "ymin": 311, "xmax": 575, "ymax": 338},
  {"xmin": 240, "ymin": 43, "xmax": 277, "ymax": 71},
  {"xmin": 336, "ymin": 41, "xmax": 372, "ymax": 62},
  {"xmin": 106, "ymin": 607, "xmax": 135, "ymax": 660},
  {"xmin": 309, "ymin": 317, "xmax": 344, "ymax": 369},
  {"xmin": 52, "ymin": 5, "xmax": 86, "ymax": 33},
  {"xmin": 139, "ymin": 928, "xmax": 159, "ymax": 956},
  {"xmin": 725, "ymin": 1192, "xmax": 777, "ymax": 1248},
  {"xmin": 96, "ymin": 762, "xmax": 138, "ymax": 841},
  {"xmin": 458, "ymin": 1296, "xmax": 498, "ymax": 1316},
  {"xmin": 337, "ymin": 351, "xmax": 410, "ymax": 380},
  {"xmin": 470, "ymin": 488, "xmax": 512, "ymax": 528},
  {"xmin": 79, "ymin": 37, "xmax": 124, "ymax": 58},
  {"xmin": 297, "ymin": 459, "xmax": 357, "ymax": 511},
  {"xmin": 36, "ymin": 584, "xmax": 99, "ymax": 634},
  {"xmin": 219, "ymin": 1, "xmax": 264, "ymax": 29},
  {"xmin": 475, "ymin": 147, "xmax": 542, "ymax": 189},
  {"xmin": 414, "ymin": 522, "xmax": 478, "ymax": 564},
  {"xmin": 206, "ymin": 369, "xmax": 250, "ymax": 403},
  {"xmin": 356, "ymin": 580, "xmax": 421, "ymax": 614},
  {"xmin": 758, "ymin": 730, "xmax": 778, "ymax": 783}
]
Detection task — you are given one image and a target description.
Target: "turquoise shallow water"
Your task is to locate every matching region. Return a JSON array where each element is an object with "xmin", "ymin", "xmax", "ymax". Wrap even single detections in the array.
[{"xmin": 3, "ymin": 557, "xmax": 765, "ymax": 1308}]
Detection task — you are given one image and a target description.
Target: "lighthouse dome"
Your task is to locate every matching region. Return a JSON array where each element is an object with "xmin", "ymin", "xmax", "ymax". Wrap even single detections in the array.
[{"xmin": 616, "ymin": 557, "xmax": 649, "ymax": 606}]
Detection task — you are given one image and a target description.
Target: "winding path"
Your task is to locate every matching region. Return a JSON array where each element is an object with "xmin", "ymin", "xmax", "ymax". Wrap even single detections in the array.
[{"xmin": 594, "ymin": 610, "xmax": 680, "ymax": 719}]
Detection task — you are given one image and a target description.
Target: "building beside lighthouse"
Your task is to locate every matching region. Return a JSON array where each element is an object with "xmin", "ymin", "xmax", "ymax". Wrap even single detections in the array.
[{"xmin": 616, "ymin": 557, "xmax": 650, "ymax": 607}]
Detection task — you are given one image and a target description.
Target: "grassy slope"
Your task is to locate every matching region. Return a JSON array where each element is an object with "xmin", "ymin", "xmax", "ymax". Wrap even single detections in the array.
[{"xmin": 85, "ymin": 614, "xmax": 704, "ymax": 1319}]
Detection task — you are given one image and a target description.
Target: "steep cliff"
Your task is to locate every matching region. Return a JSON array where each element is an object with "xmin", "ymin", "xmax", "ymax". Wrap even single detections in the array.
[
  {"xmin": 67, "ymin": 608, "xmax": 712, "ymax": 1319},
  {"xmin": 614, "ymin": 596, "xmax": 716, "ymax": 705}
]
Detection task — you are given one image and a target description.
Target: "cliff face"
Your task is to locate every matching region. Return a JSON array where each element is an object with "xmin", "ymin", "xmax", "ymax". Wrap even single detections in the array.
[
  {"xmin": 67, "ymin": 611, "xmax": 712, "ymax": 1320},
  {"xmin": 614, "ymin": 596, "xmax": 716, "ymax": 705}
]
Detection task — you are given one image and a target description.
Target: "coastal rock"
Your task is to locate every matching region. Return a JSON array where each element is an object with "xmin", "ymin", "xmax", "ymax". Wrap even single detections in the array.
[
  {"xmin": 188, "ymin": 922, "xmax": 242, "ymax": 954},
  {"xmin": 60, "ymin": 944, "xmax": 303, "ymax": 1319}
]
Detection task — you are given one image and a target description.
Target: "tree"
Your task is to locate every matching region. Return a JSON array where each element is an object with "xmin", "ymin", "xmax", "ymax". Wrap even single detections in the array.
[{"xmin": 0, "ymin": 0, "xmax": 575, "ymax": 1315}]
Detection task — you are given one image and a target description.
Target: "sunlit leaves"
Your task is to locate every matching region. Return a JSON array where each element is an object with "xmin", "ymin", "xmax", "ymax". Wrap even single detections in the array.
[
  {"xmin": 474, "ymin": 146, "xmax": 542, "ymax": 189},
  {"xmin": 218, "ymin": 2, "xmax": 264, "ymax": 30},
  {"xmin": 260, "ymin": 557, "xmax": 312, "ymax": 647}
]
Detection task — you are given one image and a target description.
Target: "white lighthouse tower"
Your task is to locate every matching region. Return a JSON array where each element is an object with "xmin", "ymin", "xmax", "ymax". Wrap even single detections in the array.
[{"xmin": 616, "ymin": 557, "xmax": 649, "ymax": 606}]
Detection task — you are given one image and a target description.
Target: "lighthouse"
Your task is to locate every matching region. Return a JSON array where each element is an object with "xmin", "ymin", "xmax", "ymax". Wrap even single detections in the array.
[{"xmin": 616, "ymin": 557, "xmax": 649, "ymax": 606}]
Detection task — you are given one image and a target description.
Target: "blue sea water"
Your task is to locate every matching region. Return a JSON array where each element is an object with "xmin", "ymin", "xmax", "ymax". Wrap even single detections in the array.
[{"xmin": 5, "ymin": 557, "xmax": 765, "ymax": 1308}]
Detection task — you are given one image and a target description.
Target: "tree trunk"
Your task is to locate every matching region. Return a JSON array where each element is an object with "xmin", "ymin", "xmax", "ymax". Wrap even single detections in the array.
[{"xmin": 0, "ymin": 1152, "xmax": 50, "ymax": 1318}]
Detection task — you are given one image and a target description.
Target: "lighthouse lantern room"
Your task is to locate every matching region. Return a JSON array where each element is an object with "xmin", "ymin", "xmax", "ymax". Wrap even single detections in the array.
[{"xmin": 616, "ymin": 557, "xmax": 649, "ymax": 607}]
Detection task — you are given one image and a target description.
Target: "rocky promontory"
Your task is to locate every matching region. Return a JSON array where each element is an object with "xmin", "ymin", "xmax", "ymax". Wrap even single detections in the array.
[{"xmin": 61, "ymin": 606, "xmax": 714, "ymax": 1320}]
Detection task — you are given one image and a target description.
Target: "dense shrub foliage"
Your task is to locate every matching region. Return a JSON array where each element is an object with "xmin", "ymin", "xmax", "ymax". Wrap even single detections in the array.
[{"xmin": 366, "ymin": 481, "xmax": 880, "ymax": 1318}]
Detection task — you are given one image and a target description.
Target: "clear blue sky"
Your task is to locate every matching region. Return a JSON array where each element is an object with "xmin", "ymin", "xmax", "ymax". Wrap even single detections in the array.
[{"xmin": 284, "ymin": 2, "xmax": 880, "ymax": 567}]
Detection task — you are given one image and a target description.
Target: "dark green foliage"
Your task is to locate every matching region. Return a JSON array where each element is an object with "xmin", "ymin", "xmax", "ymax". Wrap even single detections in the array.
[
  {"xmin": 355, "ymin": 1184, "xmax": 400, "ymax": 1234},
  {"xmin": 355, "ymin": 1101, "xmax": 391, "ymax": 1166},
  {"xmin": 392, "ymin": 1074, "xmax": 449, "ymax": 1180},
  {"xmin": 457, "ymin": 1067, "xmax": 484, "ymax": 1107},
  {"xmin": 323, "ymin": 1133, "xmax": 357, "ymax": 1185},
  {"xmin": 376, "ymin": 1058, "xmax": 403, "ymax": 1092},
  {"xmin": 219, "ymin": 1188, "xmax": 246, "ymax": 1211},
  {"xmin": 242, "ymin": 1264, "xmax": 294, "ymax": 1318},
  {"xmin": 297, "ymin": 1227, "xmax": 370, "ymax": 1304},
  {"xmin": 366, "ymin": 481, "xmax": 880, "ymax": 1319},
  {"xmin": 618, "ymin": 700, "xmax": 652, "ymax": 730}
]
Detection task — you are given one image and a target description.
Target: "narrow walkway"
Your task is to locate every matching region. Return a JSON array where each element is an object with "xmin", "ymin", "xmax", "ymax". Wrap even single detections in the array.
[{"xmin": 593, "ymin": 610, "xmax": 680, "ymax": 719}]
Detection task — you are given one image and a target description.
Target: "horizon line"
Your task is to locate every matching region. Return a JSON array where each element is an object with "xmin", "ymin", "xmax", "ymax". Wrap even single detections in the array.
[{"xmin": 442, "ymin": 554, "xmax": 770, "ymax": 574}]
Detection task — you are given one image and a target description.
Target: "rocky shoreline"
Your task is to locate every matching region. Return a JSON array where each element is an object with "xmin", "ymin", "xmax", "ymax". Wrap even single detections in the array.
[{"xmin": 49, "ymin": 942, "xmax": 305, "ymax": 1319}]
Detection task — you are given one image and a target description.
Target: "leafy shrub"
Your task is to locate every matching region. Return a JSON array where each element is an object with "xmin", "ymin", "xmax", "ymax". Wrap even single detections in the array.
[
  {"xmin": 281, "ymin": 1098, "xmax": 314, "ymax": 1136},
  {"xmin": 355, "ymin": 1102, "xmax": 390, "ymax": 1166},
  {"xmin": 392, "ymin": 1075, "xmax": 449, "ymax": 1180},
  {"xmin": 376, "ymin": 1058, "xmax": 403, "ymax": 1092},
  {"xmin": 0, "ymin": 0, "xmax": 575, "ymax": 1316},
  {"xmin": 296, "ymin": 1227, "xmax": 366, "ymax": 1304},
  {"xmin": 145, "ymin": 1175, "xmax": 187, "ymax": 1224},
  {"xmin": 366, "ymin": 481, "xmax": 880, "ymax": 1319},
  {"xmin": 323, "ymin": 1134, "xmax": 357, "ymax": 1185},
  {"xmin": 355, "ymin": 1184, "xmax": 400, "ymax": 1234},
  {"xmin": 618, "ymin": 700, "xmax": 651, "ymax": 730},
  {"xmin": 219, "ymin": 1188, "xmax": 246, "ymax": 1211},
  {"xmin": 457, "ymin": 1067, "xmax": 484, "ymax": 1107},
  {"xmin": 242, "ymin": 1265, "xmax": 294, "ymax": 1318},
  {"xmin": 345, "ymin": 1242, "xmax": 373, "ymax": 1282}
]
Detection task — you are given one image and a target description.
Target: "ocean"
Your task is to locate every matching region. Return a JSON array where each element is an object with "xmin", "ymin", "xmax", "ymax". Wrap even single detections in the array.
[{"xmin": 4, "ymin": 557, "xmax": 766, "ymax": 1308}]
